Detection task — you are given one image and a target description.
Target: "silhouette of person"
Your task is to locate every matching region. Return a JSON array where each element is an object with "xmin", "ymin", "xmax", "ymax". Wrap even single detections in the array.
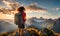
[{"xmin": 14, "ymin": 6, "xmax": 26, "ymax": 36}]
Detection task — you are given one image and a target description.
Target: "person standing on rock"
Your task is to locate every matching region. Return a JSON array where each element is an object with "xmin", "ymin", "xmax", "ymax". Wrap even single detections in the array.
[{"xmin": 14, "ymin": 6, "xmax": 26, "ymax": 36}]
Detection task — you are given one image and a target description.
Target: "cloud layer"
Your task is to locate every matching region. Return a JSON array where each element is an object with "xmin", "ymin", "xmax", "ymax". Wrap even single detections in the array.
[
  {"xmin": 3, "ymin": 0, "xmax": 19, "ymax": 11},
  {"xmin": 0, "ymin": 0, "xmax": 47, "ymax": 14},
  {"xmin": 26, "ymin": 4, "xmax": 47, "ymax": 13},
  {"xmin": 0, "ymin": 0, "xmax": 59, "ymax": 19},
  {"xmin": 52, "ymin": 8, "xmax": 59, "ymax": 11}
]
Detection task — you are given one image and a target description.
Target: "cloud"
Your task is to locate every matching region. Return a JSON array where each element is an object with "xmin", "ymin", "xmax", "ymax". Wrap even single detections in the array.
[
  {"xmin": 0, "ymin": 0, "xmax": 3, "ymax": 4},
  {"xmin": 0, "ymin": 6, "xmax": 9, "ymax": 14},
  {"xmin": 3, "ymin": 0, "xmax": 20, "ymax": 11},
  {"xmin": 0, "ymin": 0, "xmax": 20, "ymax": 14},
  {"xmin": 0, "ymin": 0, "xmax": 59, "ymax": 19},
  {"xmin": 26, "ymin": 3, "xmax": 47, "ymax": 13},
  {"xmin": 0, "ymin": 0, "xmax": 47, "ymax": 15},
  {"xmin": 52, "ymin": 8, "xmax": 59, "ymax": 11}
]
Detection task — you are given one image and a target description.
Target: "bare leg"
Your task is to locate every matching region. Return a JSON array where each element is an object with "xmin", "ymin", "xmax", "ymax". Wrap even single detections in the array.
[
  {"xmin": 19, "ymin": 28, "xmax": 21, "ymax": 36},
  {"xmin": 19, "ymin": 28, "xmax": 23, "ymax": 36},
  {"xmin": 18, "ymin": 25, "xmax": 21, "ymax": 36}
]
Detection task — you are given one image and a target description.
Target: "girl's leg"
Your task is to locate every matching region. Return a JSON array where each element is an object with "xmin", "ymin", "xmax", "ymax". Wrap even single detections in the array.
[
  {"xmin": 19, "ymin": 28, "xmax": 23, "ymax": 36},
  {"xmin": 19, "ymin": 28, "xmax": 21, "ymax": 36}
]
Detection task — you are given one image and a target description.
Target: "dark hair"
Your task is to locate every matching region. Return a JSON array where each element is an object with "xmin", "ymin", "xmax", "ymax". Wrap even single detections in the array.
[{"xmin": 18, "ymin": 6, "xmax": 25, "ymax": 12}]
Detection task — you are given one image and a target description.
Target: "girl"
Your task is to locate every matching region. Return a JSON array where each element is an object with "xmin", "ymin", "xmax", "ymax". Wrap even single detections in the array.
[{"xmin": 15, "ymin": 7, "xmax": 26, "ymax": 36}]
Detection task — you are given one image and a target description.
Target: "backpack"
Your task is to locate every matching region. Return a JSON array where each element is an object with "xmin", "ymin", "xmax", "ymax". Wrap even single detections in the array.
[{"xmin": 14, "ymin": 13, "xmax": 23, "ymax": 25}]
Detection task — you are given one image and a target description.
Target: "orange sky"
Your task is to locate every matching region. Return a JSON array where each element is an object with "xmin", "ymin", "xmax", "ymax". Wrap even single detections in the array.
[{"xmin": 0, "ymin": 13, "xmax": 14, "ymax": 20}]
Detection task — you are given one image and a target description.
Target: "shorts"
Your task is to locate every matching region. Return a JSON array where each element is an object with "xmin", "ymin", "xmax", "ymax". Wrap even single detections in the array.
[{"xmin": 18, "ymin": 24, "xmax": 25, "ymax": 29}]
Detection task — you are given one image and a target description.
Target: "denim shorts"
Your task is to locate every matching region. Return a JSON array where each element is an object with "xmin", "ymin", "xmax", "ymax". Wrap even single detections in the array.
[{"xmin": 18, "ymin": 24, "xmax": 25, "ymax": 29}]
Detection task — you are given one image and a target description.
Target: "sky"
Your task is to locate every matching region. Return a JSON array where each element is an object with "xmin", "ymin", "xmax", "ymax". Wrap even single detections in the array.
[
  {"xmin": 16, "ymin": 0, "xmax": 60, "ymax": 19},
  {"xmin": 17, "ymin": 0, "xmax": 60, "ymax": 18},
  {"xmin": 0, "ymin": 0, "xmax": 60, "ymax": 19}
]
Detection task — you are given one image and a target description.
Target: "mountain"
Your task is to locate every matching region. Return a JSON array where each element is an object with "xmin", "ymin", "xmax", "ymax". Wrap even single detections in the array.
[
  {"xmin": 25, "ymin": 17, "xmax": 55, "ymax": 29},
  {"xmin": 52, "ymin": 18, "xmax": 60, "ymax": 33}
]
